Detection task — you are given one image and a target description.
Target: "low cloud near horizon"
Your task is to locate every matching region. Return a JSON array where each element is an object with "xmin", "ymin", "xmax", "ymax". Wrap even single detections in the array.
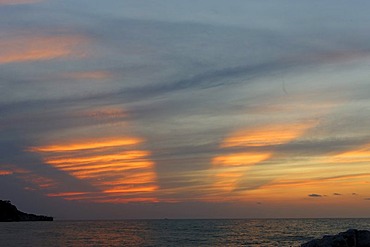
[{"xmin": 308, "ymin": 194, "xmax": 322, "ymax": 198}]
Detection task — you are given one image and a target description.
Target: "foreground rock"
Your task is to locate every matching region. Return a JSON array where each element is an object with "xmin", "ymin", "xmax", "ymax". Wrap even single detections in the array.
[
  {"xmin": 0, "ymin": 200, "xmax": 53, "ymax": 222},
  {"xmin": 301, "ymin": 229, "xmax": 370, "ymax": 247}
]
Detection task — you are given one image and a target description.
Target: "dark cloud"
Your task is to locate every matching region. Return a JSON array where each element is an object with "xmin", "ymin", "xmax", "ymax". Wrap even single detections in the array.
[
  {"xmin": 308, "ymin": 194, "xmax": 322, "ymax": 198},
  {"xmin": 333, "ymin": 193, "xmax": 342, "ymax": 196}
]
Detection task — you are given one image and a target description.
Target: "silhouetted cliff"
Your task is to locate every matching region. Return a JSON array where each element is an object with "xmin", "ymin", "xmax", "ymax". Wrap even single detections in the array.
[{"xmin": 0, "ymin": 200, "xmax": 53, "ymax": 222}]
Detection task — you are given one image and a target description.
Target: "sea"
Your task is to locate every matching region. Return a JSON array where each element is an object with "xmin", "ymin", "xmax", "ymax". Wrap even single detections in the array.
[{"xmin": 1, "ymin": 218, "xmax": 370, "ymax": 246}]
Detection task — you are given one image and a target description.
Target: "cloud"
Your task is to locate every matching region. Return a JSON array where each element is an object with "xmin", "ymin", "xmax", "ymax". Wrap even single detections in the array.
[
  {"xmin": 333, "ymin": 193, "xmax": 342, "ymax": 196},
  {"xmin": 0, "ymin": 170, "xmax": 13, "ymax": 176},
  {"xmin": 30, "ymin": 136, "xmax": 159, "ymax": 203},
  {"xmin": 261, "ymin": 174, "xmax": 370, "ymax": 190},
  {"xmin": 212, "ymin": 153, "xmax": 271, "ymax": 167},
  {"xmin": 29, "ymin": 137, "xmax": 142, "ymax": 152},
  {"xmin": 62, "ymin": 70, "xmax": 113, "ymax": 80},
  {"xmin": 0, "ymin": 0, "xmax": 43, "ymax": 5},
  {"xmin": 221, "ymin": 122, "xmax": 317, "ymax": 148},
  {"xmin": 328, "ymin": 143, "xmax": 370, "ymax": 164},
  {"xmin": 0, "ymin": 33, "xmax": 86, "ymax": 64},
  {"xmin": 31, "ymin": 16, "xmax": 367, "ymax": 107},
  {"xmin": 308, "ymin": 194, "xmax": 322, "ymax": 197},
  {"xmin": 208, "ymin": 119, "xmax": 319, "ymax": 196}
]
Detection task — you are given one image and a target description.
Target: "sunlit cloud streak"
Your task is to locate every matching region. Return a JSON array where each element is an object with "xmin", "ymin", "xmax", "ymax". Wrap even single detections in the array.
[
  {"xmin": 0, "ymin": 170, "xmax": 13, "ymax": 175},
  {"xmin": 0, "ymin": 34, "xmax": 86, "ymax": 64},
  {"xmin": 328, "ymin": 144, "xmax": 370, "ymax": 164},
  {"xmin": 1, "ymin": 166, "xmax": 58, "ymax": 191},
  {"xmin": 246, "ymin": 173, "xmax": 370, "ymax": 202},
  {"xmin": 30, "ymin": 138, "xmax": 142, "ymax": 152},
  {"xmin": 213, "ymin": 153, "xmax": 271, "ymax": 167},
  {"xmin": 30, "ymin": 137, "xmax": 158, "ymax": 203},
  {"xmin": 221, "ymin": 122, "xmax": 316, "ymax": 148},
  {"xmin": 209, "ymin": 118, "xmax": 319, "ymax": 196}
]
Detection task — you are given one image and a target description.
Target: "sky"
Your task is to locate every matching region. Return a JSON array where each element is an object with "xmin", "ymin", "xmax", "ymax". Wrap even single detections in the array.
[{"xmin": 1, "ymin": 0, "xmax": 370, "ymax": 219}]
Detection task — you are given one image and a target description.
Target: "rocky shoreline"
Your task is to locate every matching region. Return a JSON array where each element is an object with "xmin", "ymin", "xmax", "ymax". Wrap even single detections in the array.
[
  {"xmin": 0, "ymin": 200, "xmax": 53, "ymax": 222},
  {"xmin": 301, "ymin": 229, "xmax": 370, "ymax": 247}
]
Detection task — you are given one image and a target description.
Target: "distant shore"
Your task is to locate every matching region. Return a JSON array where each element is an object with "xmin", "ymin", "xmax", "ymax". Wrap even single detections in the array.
[{"xmin": 0, "ymin": 200, "xmax": 53, "ymax": 222}]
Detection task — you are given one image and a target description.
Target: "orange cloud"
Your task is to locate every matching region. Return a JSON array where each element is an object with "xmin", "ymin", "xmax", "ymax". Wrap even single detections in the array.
[
  {"xmin": 211, "ymin": 152, "xmax": 272, "ymax": 192},
  {"xmin": 31, "ymin": 137, "xmax": 158, "ymax": 203},
  {"xmin": 210, "ymin": 121, "xmax": 318, "ymax": 198},
  {"xmin": 211, "ymin": 167, "xmax": 248, "ymax": 192},
  {"xmin": 260, "ymin": 173, "xmax": 370, "ymax": 191},
  {"xmin": 47, "ymin": 192, "xmax": 88, "ymax": 197},
  {"xmin": 244, "ymin": 172, "xmax": 370, "ymax": 203},
  {"xmin": 104, "ymin": 185, "xmax": 158, "ymax": 194},
  {"xmin": 45, "ymin": 150, "xmax": 151, "ymax": 165},
  {"xmin": 213, "ymin": 153, "xmax": 271, "ymax": 167},
  {"xmin": 222, "ymin": 122, "xmax": 316, "ymax": 148},
  {"xmin": 0, "ymin": 170, "xmax": 13, "ymax": 175},
  {"xmin": 63, "ymin": 70, "xmax": 113, "ymax": 80},
  {"xmin": 69, "ymin": 162, "xmax": 155, "ymax": 180},
  {"xmin": 329, "ymin": 145, "xmax": 370, "ymax": 164},
  {"xmin": 0, "ymin": 34, "xmax": 86, "ymax": 64},
  {"xmin": 10, "ymin": 168, "xmax": 57, "ymax": 190},
  {"xmin": 29, "ymin": 137, "xmax": 142, "ymax": 152},
  {"xmin": 93, "ymin": 197, "xmax": 159, "ymax": 203}
]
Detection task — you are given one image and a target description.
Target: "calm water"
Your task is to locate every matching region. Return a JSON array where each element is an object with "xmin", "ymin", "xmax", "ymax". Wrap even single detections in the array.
[{"xmin": 1, "ymin": 219, "xmax": 370, "ymax": 246}]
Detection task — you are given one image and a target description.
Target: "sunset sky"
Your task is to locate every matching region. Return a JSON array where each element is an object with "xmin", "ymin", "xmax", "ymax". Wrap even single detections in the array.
[{"xmin": 2, "ymin": 0, "xmax": 370, "ymax": 219}]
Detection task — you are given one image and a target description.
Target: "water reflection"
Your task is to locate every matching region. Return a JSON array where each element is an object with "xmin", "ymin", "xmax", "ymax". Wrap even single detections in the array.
[{"xmin": 1, "ymin": 219, "xmax": 370, "ymax": 247}]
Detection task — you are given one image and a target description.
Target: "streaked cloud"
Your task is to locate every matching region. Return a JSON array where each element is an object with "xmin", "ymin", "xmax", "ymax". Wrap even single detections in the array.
[
  {"xmin": 62, "ymin": 70, "xmax": 113, "ymax": 80},
  {"xmin": 328, "ymin": 144, "xmax": 370, "ymax": 164},
  {"xmin": 3, "ymin": 167, "xmax": 58, "ymax": 191},
  {"xmin": 30, "ymin": 137, "xmax": 158, "ymax": 203},
  {"xmin": 0, "ymin": 34, "xmax": 86, "ymax": 64},
  {"xmin": 0, "ymin": 170, "xmax": 13, "ymax": 175},
  {"xmin": 212, "ymin": 153, "xmax": 271, "ymax": 167},
  {"xmin": 75, "ymin": 107, "xmax": 127, "ymax": 120},
  {"xmin": 208, "ymin": 118, "xmax": 319, "ymax": 197},
  {"xmin": 240, "ymin": 173, "xmax": 370, "ymax": 203},
  {"xmin": 221, "ymin": 122, "xmax": 317, "ymax": 148},
  {"xmin": 29, "ymin": 138, "xmax": 142, "ymax": 152},
  {"xmin": 0, "ymin": 0, "xmax": 42, "ymax": 5}
]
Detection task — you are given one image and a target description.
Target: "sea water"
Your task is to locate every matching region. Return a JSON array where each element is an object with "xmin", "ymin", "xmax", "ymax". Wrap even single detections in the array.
[{"xmin": 1, "ymin": 218, "xmax": 370, "ymax": 246}]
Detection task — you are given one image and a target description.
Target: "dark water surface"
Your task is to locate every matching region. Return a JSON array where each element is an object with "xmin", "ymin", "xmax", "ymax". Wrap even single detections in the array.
[{"xmin": 1, "ymin": 219, "xmax": 370, "ymax": 246}]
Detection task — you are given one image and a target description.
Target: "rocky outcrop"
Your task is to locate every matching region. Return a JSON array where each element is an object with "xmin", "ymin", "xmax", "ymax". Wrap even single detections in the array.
[
  {"xmin": 301, "ymin": 229, "xmax": 370, "ymax": 247},
  {"xmin": 0, "ymin": 200, "xmax": 53, "ymax": 222}
]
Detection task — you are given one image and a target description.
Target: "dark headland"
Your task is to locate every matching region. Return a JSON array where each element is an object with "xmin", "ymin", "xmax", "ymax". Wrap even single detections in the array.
[
  {"xmin": 301, "ymin": 229, "xmax": 370, "ymax": 247},
  {"xmin": 0, "ymin": 200, "xmax": 53, "ymax": 222}
]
